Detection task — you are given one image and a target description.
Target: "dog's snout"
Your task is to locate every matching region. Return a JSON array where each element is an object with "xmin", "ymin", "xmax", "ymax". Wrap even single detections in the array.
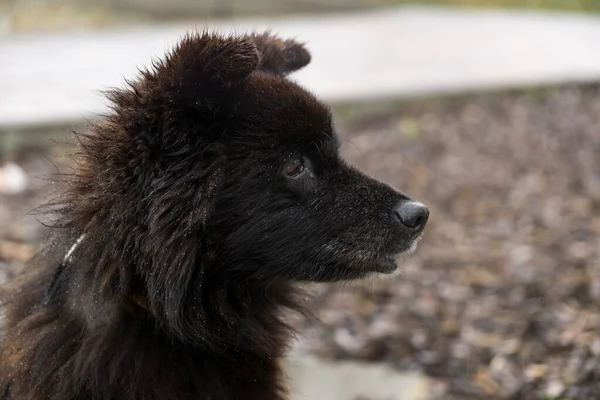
[{"xmin": 394, "ymin": 201, "xmax": 429, "ymax": 230}]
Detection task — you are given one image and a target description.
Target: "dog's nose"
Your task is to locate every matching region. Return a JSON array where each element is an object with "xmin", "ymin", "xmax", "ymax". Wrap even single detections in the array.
[{"xmin": 394, "ymin": 201, "xmax": 429, "ymax": 230}]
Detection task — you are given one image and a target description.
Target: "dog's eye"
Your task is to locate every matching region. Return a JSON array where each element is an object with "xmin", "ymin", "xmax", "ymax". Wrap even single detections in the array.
[{"xmin": 284, "ymin": 157, "xmax": 305, "ymax": 178}]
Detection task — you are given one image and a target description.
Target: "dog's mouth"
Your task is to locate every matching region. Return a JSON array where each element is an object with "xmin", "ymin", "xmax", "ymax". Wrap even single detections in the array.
[
  {"xmin": 370, "ymin": 254, "xmax": 400, "ymax": 274},
  {"xmin": 367, "ymin": 234, "xmax": 423, "ymax": 274}
]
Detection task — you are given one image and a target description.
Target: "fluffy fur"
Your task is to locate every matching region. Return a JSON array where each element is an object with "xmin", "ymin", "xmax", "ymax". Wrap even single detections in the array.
[{"xmin": 0, "ymin": 31, "xmax": 427, "ymax": 400}]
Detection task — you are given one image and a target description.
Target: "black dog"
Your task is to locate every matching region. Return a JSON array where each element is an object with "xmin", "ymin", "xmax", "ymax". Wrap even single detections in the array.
[{"xmin": 0, "ymin": 32, "xmax": 428, "ymax": 400}]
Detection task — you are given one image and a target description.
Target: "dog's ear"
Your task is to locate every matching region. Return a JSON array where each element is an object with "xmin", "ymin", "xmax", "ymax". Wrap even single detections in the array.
[
  {"xmin": 147, "ymin": 31, "xmax": 260, "ymax": 111},
  {"xmin": 250, "ymin": 32, "xmax": 311, "ymax": 76}
]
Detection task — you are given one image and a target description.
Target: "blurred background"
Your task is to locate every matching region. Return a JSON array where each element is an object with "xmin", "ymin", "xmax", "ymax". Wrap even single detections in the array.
[{"xmin": 1, "ymin": 1, "xmax": 600, "ymax": 399}]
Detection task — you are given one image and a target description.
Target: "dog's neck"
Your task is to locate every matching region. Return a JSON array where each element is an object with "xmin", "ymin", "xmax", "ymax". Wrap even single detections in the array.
[{"xmin": 40, "ymin": 249, "xmax": 300, "ymax": 399}]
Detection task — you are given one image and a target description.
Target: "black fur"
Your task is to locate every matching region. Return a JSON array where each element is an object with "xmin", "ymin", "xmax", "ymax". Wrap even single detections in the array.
[{"xmin": 0, "ymin": 31, "xmax": 427, "ymax": 400}]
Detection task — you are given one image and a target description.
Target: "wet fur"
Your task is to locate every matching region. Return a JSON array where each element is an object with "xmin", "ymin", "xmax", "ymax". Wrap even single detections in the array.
[{"xmin": 0, "ymin": 31, "xmax": 423, "ymax": 400}]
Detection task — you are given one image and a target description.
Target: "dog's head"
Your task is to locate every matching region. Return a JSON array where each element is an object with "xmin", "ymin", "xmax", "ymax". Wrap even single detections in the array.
[
  {"xmin": 209, "ymin": 75, "xmax": 429, "ymax": 281},
  {"xmin": 194, "ymin": 34, "xmax": 428, "ymax": 282},
  {"xmin": 66, "ymin": 32, "xmax": 428, "ymax": 311}
]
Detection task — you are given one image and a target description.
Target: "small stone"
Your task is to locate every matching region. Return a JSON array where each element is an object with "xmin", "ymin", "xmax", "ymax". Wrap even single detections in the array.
[
  {"xmin": 451, "ymin": 342, "xmax": 471, "ymax": 359},
  {"xmin": 334, "ymin": 329, "xmax": 364, "ymax": 354},
  {"xmin": 0, "ymin": 162, "xmax": 28, "ymax": 195},
  {"xmin": 567, "ymin": 242, "xmax": 591, "ymax": 260},
  {"xmin": 410, "ymin": 330, "xmax": 428, "ymax": 348},
  {"xmin": 499, "ymin": 338, "xmax": 521, "ymax": 355},
  {"xmin": 367, "ymin": 317, "xmax": 396, "ymax": 339},
  {"xmin": 525, "ymin": 364, "xmax": 548, "ymax": 381},
  {"xmin": 545, "ymin": 381, "xmax": 566, "ymax": 398}
]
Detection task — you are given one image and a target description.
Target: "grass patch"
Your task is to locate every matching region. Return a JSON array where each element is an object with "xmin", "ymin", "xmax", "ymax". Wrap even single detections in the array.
[{"xmin": 392, "ymin": 0, "xmax": 600, "ymax": 13}]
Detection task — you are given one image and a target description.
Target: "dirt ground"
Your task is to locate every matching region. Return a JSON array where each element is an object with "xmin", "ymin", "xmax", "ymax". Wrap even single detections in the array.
[{"xmin": 2, "ymin": 84, "xmax": 600, "ymax": 399}]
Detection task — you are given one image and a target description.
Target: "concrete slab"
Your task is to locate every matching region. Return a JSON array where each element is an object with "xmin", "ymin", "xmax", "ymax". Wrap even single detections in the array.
[
  {"xmin": 2, "ymin": 6, "xmax": 600, "ymax": 129},
  {"xmin": 285, "ymin": 355, "xmax": 431, "ymax": 400}
]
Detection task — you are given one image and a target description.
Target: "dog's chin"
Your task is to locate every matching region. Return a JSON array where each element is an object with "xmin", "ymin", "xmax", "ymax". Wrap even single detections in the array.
[
  {"xmin": 369, "ymin": 256, "xmax": 399, "ymax": 274},
  {"xmin": 366, "ymin": 235, "xmax": 423, "ymax": 275}
]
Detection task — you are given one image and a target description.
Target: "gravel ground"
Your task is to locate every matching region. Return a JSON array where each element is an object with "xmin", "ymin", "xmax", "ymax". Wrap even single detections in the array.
[{"xmin": 2, "ymin": 85, "xmax": 600, "ymax": 399}]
